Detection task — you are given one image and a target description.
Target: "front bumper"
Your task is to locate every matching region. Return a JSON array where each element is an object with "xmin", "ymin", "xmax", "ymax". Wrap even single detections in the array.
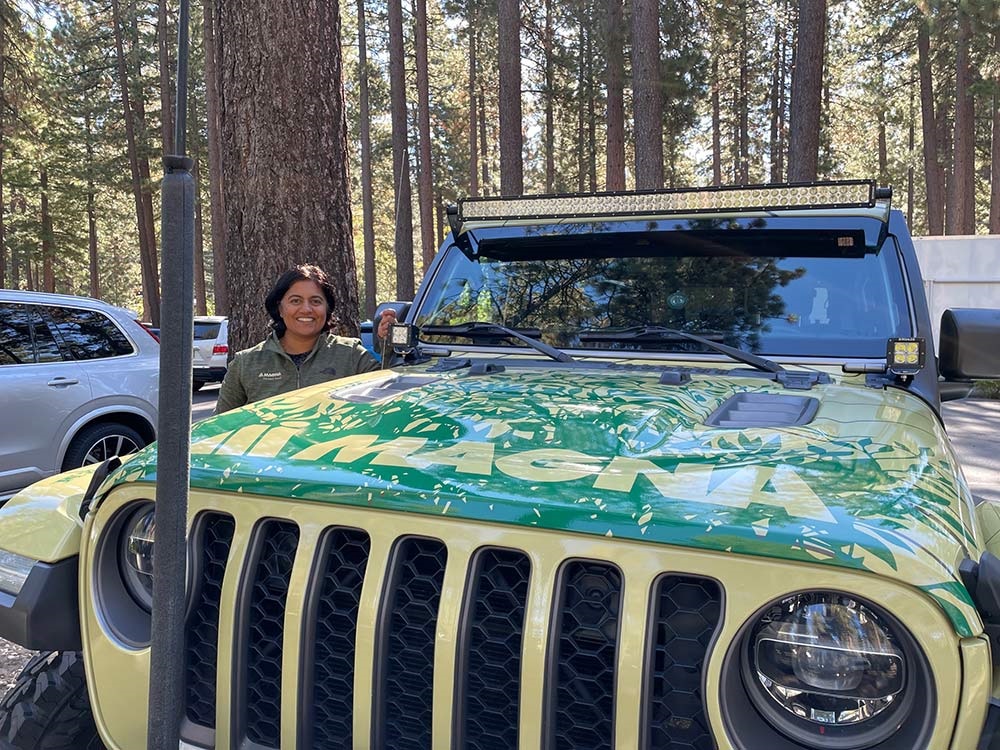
[{"xmin": 0, "ymin": 557, "xmax": 81, "ymax": 650}]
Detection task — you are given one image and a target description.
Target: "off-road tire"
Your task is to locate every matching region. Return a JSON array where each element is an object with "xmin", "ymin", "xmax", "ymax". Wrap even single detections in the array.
[
  {"xmin": 61, "ymin": 423, "xmax": 145, "ymax": 471},
  {"xmin": 0, "ymin": 651, "xmax": 104, "ymax": 749}
]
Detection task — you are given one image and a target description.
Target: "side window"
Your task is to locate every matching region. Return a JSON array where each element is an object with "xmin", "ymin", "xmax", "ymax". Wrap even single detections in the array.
[
  {"xmin": 44, "ymin": 306, "xmax": 135, "ymax": 360},
  {"xmin": 0, "ymin": 304, "xmax": 35, "ymax": 365},
  {"xmin": 0, "ymin": 304, "xmax": 63, "ymax": 365}
]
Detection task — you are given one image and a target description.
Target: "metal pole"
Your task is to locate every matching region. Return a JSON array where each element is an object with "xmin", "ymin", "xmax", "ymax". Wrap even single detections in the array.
[{"xmin": 147, "ymin": 0, "xmax": 194, "ymax": 746}]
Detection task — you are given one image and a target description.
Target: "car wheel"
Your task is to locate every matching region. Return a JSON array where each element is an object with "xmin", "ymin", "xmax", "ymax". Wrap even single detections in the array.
[
  {"xmin": 62, "ymin": 423, "xmax": 145, "ymax": 471},
  {"xmin": 0, "ymin": 651, "xmax": 105, "ymax": 749}
]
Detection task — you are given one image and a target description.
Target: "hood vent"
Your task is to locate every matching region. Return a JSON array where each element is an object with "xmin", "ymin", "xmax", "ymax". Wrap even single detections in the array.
[
  {"xmin": 330, "ymin": 375, "xmax": 440, "ymax": 403},
  {"xmin": 705, "ymin": 392, "xmax": 819, "ymax": 428}
]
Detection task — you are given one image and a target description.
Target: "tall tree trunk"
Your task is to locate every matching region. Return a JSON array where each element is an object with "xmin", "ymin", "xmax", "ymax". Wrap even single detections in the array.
[
  {"xmin": 193, "ymin": 157, "xmax": 208, "ymax": 315},
  {"xmin": 479, "ymin": 89, "xmax": 490, "ymax": 192},
  {"xmin": 948, "ymin": 6, "xmax": 974, "ymax": 235},
  {"xmin": 387, "ymin": 0, "xmax": 415, "ymax": 298},
  {"xmin": 917, "ymin": 19, "xmax": 944, "ymax": 235},
  {"xmin": 738, "ymin": 2, "xmax": 749, "ymax": 184},
  {"xmin": 216, "ymin": 0, "xmax": 360, "ymax": 350},
  {"xmin": 158, "ymin": 0, "xmax": 174, "ymax": 155},
  {"xmin": 111, "ymin": 0, "xmax": 160, "ymax": 323},
  {"xmin": 991, "ymin": 32, "xmax": 1000, "ymax": 234},
  {"xmin": 908, "ymin": 85, "xmax": 915, "ymax": 229},
  {"xmin": 631, "ymin": 0, "xmax": 663, "ymax": 189},
  {"xmin": 577, "ymin": 30, "xmax": 586, "ymax": 192},
  {"xmin": 85, "ymin": 112, "xmax": 100, "ymax": 298},
  {"xmin": 787, "ymin": 0, "xmax": 826, "ymax": 182},
  {"xmin": 877, "ymin": 106, "xmax": 888, "ymax": 185},
  {"xmin": 468, "ymin": 24, "xmax": 479, "ymax": 197},
  {"xmin": 544, "ymin": 0, "xmax": 555, "ymax": 192},
  {"xmin": 203, "ymin": 0, "xmax": 228, "ymax": 314},
  {"xmin": 414, "ymin": 0, "xmax": 434, "ymax": 272},
  {"xmin": 586, "ymin": 28, "xmax": 596, "ymax": 192},
  {"xmin": 711, "ymin": 57, "xmax": 721, "ymax": 186},
  {"xmin": 358, "ymin": 0, "xmax": 377, "ymax": 316},
  {"xmin": 128, "ymin": 1, "xmax": 161, "ymax": 322},
  {"xmin": 768, "ymin": 9, "xmax": 782, "ymax": 182},
  {"xmin": 604, "ymin": 0, "xmax": 625, "ymax": 191},
  {"xmin": 40, "ymin": 168, "xmax": 54, "ymax": 293},
  {"xmin": 498, "ymin": 0, "xmax": 523, "ymax": 195}
]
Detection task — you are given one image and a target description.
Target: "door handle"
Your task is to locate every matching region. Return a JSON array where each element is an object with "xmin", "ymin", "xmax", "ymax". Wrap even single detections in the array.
[{"xmin": 47, "ymin": 378, "xmax": 80, "ymax": 387}]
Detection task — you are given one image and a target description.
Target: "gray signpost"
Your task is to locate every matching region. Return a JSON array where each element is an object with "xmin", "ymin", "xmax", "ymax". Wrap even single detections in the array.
[{"xmin": 147, "ymin": 0, "xmax": 194, "ymax": 745}]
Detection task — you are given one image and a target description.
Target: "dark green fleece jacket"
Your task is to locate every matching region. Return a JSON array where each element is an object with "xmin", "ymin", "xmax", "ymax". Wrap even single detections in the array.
[{"xmin": 215, "ymin": 331, "xmax": 381, "ymax": 413}]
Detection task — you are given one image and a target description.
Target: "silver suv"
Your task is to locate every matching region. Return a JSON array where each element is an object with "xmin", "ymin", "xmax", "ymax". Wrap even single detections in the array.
[
  {"xmin": 192, "ymin": 315, "xmax": 227, "ymax": 390},
  {"xmin": 0, "ymin": 290, "xmax": 159, "ymax": 501}
]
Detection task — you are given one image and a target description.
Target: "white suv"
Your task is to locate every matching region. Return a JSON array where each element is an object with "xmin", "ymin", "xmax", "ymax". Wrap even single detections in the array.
[
  {"xmin": 192, "ymin": 315, "xmax": 228, "ymax": 390},
  {"xmin": 0, "ymin": 290, "xmax": 159, "ymax": 501}
]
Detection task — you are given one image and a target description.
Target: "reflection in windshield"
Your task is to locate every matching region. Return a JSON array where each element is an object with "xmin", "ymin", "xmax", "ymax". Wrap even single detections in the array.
[{"xmin": 415, "ymin": 243, "xmax": 910, "ymax": 358}]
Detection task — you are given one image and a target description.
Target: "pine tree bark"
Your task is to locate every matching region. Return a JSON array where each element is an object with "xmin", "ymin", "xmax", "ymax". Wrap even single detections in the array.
[
  {"xmin": 85, "ymin": 112, "xmax": 100, "ymax": 298},
  {"xmin": 158, "ymin": 0, "xmax": 174, "ymax": 155},
  {"xmin": 479, "ymin": 89, "xmax": 490, "ymax": 191},
  {"xmin": 631, "ymin": 0, "xmax": 663, "ymax": 189},
  {"xmin": 498, "ymin": 0, "xmax": 523, "ymax": 195},
  {"xmin": 358, "ymin": 0, "xmax": 377, "ymax": 317},
  {"xmin": 738, "ymin": 3, "xmax": 750, "ymax": 184},
  {"xmin": 544, "ymin": 0, "xmax": 555, "ymax": 192},
  {"xmin": 40, "ymin": 168, "xmax": 54, "ymax": 293},
  {"xmin": 604, "ymin": 0, "xmax": 625, "ymax": 191},
  {"xmin": 711, "ymin": 57, "xmax": 722, "ymax": 186},
  {"xmin": 991, "ymin": 32, "xmax": 1000, "ymax": 234},
  {"xmin": 414, "ymin": 0, "xmax": 435, "ymax": 271},
  {"xmin": 787, "ymin": 0, "xmax": 825, "ymax": 182},
  {"xmin": 193, "ymin": 156, "xmax": 207, "ymax": 315},
  {"xmin": 917, "ymin": 19, "xmax": 945, "ymax": 235},
  {"xmin": 387, "ymin": 0, "xmax": 415, "ymax": 299},
  {"xmin": 111, "ymin": 0, "xmax": 160, "ymax": 324},
  {"xmin": 468, "ymin": 24, "xmax": 479, "ymax": 197},
  {"xmin": 948, "ymin": 6, "xmax": 974, "ymax": 235},
  {"xmin": 202, "ymin": 0, "xmax": 228, "ymax": 314},
  {"xmin": 215, "ymin": 0, "xmax": 360, "ymax": 351}
]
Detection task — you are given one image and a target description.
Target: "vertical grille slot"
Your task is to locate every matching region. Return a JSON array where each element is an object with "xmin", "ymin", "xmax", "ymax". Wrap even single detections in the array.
[
  {"xmin": 302, "ymin": 527, "xmax": 371, "ymax": 749},
  {"xmin": 645, "ymin": 575, "xmax": 722, "ymax": 750},
  {"xmin": 377, "ymin": 537, "xmax": 448, "ymax": 750},
  {"xmin": 240, "ymin": 520, "xmax": 300, "ymax": 748},
  {"xmin": 458, "ymin": 548, "xmax": 531, "ymax": 750},
  {"xmin": 549, "ymin": 560, "xmax": 622, "ymax": 750},
  {"xmin": 184, "ymin": 513, "xmax": 235, "ymax": 730}
]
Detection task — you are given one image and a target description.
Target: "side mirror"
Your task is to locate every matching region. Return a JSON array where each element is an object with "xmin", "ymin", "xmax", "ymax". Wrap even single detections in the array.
[
  {"xmin": 939, "ymin": 308, "xmax": 1000, "ymax": 379},
  {"xmin": 375, "ymin": 300, "xmax": 411, "ymax": 324}
]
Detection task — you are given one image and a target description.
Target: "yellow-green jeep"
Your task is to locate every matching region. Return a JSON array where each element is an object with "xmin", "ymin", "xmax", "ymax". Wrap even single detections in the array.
[{"xmin": 2, "ymin": 181, "xmax": 1000, "ymax": 750}]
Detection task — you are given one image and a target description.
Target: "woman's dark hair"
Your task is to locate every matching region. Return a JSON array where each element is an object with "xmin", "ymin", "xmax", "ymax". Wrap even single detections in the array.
[{"xmin": 264, "ymin": 264, "xmax": 336, "ymax": 337}]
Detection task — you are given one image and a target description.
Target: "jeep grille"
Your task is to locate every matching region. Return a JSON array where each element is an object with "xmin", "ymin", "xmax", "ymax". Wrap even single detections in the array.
[{"xmin": 182, "ymin": 513, "xmax": 722, "ymax": 749}]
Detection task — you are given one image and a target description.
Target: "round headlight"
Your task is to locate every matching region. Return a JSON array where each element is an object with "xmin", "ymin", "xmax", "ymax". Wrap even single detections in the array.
[
  {"xmin": 741, "ymin": 592, "xmax": 915, "ymax": 749},
  {"xmin": 118, "ymin": 504, "xmax": 155, "ymax": 612}
]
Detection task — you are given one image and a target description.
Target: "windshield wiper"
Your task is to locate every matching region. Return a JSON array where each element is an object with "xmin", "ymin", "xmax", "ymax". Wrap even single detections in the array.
[
  {"xmin": 419, "ymin": 322, "xmax": 575, "ymax": 363},
  {"xmin": 578, "ymin": 325, "xmax": 784, "ymax": 374}
]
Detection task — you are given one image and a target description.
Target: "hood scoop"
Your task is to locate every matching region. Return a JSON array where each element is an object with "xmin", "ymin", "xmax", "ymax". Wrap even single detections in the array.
[
  {"xmin": 705, "ymin": 392, "xmax": 819, "ymax": 428},
  {"xmin": 330, "ymin": 375, "xmax": 440, "ymax": 403}
]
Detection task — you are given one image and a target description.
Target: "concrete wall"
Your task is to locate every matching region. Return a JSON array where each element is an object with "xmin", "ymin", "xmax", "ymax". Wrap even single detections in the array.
[{"xmin": 912, "ymin": 235, "xmax": 1000, "ymax": 348}]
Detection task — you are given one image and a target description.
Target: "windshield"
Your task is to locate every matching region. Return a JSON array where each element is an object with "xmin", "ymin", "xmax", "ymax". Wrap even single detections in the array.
[{"xmin": 413, "ymin": 236, "xmax": 911, "ymax": 358}]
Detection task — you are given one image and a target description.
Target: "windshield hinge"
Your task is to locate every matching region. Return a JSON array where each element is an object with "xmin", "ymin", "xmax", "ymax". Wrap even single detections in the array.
[{"xmin": 773, "ymin": 371, "xmax": 830, "ymax": 391}]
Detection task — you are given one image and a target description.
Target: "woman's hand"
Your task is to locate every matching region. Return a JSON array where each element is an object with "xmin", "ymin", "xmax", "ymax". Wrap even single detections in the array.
[{"xmin": 377, "ymin": 309, "xmax": 397, "ymax": 339}]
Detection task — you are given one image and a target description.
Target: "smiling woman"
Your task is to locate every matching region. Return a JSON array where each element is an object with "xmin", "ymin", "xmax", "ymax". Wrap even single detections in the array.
[{"xmin": 214, "ymin": 264, "xmax": 396, "ymax": 414}]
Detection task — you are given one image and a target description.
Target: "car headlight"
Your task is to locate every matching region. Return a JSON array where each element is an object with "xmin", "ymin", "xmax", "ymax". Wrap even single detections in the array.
[
  {"xmin": 118, "ymin": 504, "xmax": 155, "ymax": 611},
  {"xmin": 741, "ymin": 592, "xmax": 916, "ymax": 749}
]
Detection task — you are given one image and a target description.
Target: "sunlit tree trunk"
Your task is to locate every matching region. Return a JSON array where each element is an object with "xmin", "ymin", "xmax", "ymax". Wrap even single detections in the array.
[
  {"xmin": 787, "ymin": 0, "xmax": 825, "ymax": 182},
  {"xmin": 414, "ymin": 0, "xmax": 434, "ymax": 272},
  {"xmin": 498, "ymin": 0, "xmax": 523, "ymax": 195},
  {"xmin": 387, "ymin": 0, "xmax": 414, "ymax": 298},
  {"xmin": 947, "ymin": 6, "xmax": 974, "ymax": 235},
  {"xmin": 631, "ymin": 0, "xmax": 663, "ymax": 188},
  {"xmin": 203, "ymin": 0, "xmax": 228, "ymax": 314},
  {"xmin": 604, "ymin": 0, "xmax": 625, "ymax": 191},
  {"xmin": 917, "ymin": 19, "xmax": 944, "ymax": 235},
  {"xmin": 358, "ymin": 0, "xmax": 377, "ymax": 316},
  {"xmin": 216, "ymin": 0, "xmax": 359, "ymax": 350}
]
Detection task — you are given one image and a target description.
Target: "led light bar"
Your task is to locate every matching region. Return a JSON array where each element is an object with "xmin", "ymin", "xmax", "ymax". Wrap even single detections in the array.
[{"xmin": 459, "ymin": 180, "xmax": 879, "ymax": 223}]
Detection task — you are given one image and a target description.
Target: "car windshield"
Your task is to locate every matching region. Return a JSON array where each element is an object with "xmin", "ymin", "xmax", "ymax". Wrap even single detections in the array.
[{"xmin": 414, "ymin": 235, "xmax": 911, "ymax": 358}]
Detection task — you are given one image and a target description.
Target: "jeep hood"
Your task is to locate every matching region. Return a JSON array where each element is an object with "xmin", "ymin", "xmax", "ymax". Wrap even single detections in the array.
[{"xmin": 107, "ymin": 366, "xmax": 980, "ymax": 634}]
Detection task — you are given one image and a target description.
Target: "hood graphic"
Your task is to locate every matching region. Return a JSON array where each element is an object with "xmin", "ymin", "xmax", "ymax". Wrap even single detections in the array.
[{"xmin": 108, "ymin": 366, "xmax": 980, "ymax": 635}]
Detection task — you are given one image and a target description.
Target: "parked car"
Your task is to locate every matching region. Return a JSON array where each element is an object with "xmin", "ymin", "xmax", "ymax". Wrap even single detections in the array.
[
  {"xmin": 192, "ymin": 315, "xmax": 228, "ymax": 390},
  {"xmin": 4, "ymin": 182, "xmax": 1000, "ymax": 749},
  {"xmin": 0, "ymin": 289, "xmax": 158, "ymax": 502}
]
